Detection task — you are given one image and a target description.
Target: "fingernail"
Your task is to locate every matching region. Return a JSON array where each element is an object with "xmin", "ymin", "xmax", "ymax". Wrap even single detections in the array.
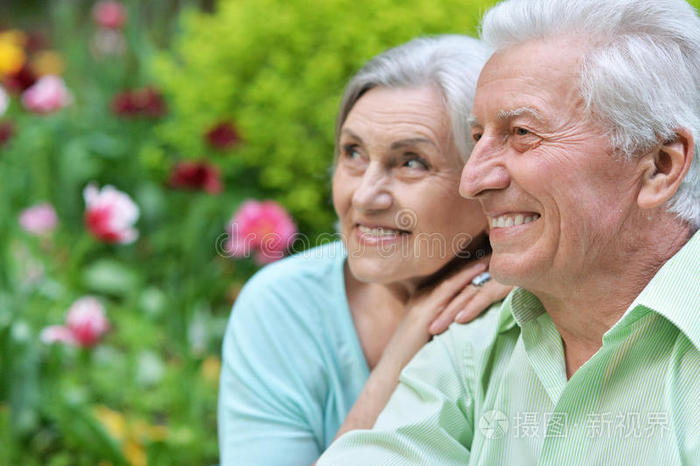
[
  {"xmin": 429, "ymin": 321, "xmax": 440, "ymax": 334},
  {"xmin": 455, "ymin": 311, "xmax": 467, "ymax": 322}
]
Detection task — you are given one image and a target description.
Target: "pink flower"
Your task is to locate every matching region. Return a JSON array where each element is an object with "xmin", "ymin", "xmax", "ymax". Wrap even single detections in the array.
[
  {"xmin": 93, "ymin": 1, "xmax": 127, "ymax": 30},
  {"xmin": 40, "ymin": 325, "xmax": 77, "ymax": 345},
  {"xmin": 83, "ymin": 183, "xmax": 139, "ymax": 244},
  {"xmin": 226, "ymin": 200, "xmax": 297, "ymax": 265},
  {"xmin": 21, "ymin": 75, "xmax": 72, "ymax": 114},
  {"xmin": 66, "ymin": 297, "xmax": 110, "ymax": 346},
  {"xmin": 41, "ymin": 296, "xmax": 110, "ymax": 347},
  {"xmin": 18, "ymin": 202, "xmax": 58, "ymax": 235}
]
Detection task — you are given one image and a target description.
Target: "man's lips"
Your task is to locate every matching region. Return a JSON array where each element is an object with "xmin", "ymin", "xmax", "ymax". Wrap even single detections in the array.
[{"xmin": 488, "ymin": 212, "xmax": 540, "ymax": 229}]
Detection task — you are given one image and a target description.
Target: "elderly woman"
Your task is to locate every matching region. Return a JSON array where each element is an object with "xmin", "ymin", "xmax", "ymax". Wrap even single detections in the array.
[{"xmin": 218, "ymin": 34, "xmax": 510, "ymax": 464}]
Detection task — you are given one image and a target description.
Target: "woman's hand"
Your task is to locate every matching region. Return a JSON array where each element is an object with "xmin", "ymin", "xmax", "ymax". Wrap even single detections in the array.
[
  {"xmin": 381, "ymin": 255, "xmax": 511, "ymax": 367},
  {"xmin": 331, "ymin": 255, "xmax": 511, "ymax": 445},
  {"xmin": 426, "ymin": 260, "xmax": 513, "ymax": 335}
]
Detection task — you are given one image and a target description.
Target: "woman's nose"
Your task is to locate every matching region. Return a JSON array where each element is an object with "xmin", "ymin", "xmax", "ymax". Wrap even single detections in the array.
[{"xmin": 351, "ymin": 163, "xmax": 393, "ymax": 212}]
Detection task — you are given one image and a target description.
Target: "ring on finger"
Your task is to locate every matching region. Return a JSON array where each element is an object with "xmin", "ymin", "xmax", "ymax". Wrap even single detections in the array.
[{"xmin": 471, "ymin": 271, "xmax": 491, "ymax": 287}]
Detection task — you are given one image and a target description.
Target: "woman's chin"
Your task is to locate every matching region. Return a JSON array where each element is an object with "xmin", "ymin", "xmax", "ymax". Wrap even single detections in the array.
[{"xmin": 347, "ymin": 258, "xmax": 404, "ymax": 285}]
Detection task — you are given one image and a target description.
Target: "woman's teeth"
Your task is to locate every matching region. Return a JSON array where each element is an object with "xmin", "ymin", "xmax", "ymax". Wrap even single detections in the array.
[
  {"xmin": 358, "ymin": 225, "xmax": 404, "ymax": 237},
  {"xmin": 490, "ymin": 214, "xmax": 540, "ymax": 229}
]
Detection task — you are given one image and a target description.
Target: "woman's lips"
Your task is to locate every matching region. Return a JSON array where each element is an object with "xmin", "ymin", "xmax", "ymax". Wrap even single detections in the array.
[{"xmin": 354, "ymin": 224, "xmax": 410, "ymax": 245}]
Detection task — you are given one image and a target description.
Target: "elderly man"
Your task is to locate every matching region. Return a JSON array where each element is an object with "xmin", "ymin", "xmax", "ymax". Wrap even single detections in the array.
[{"xmin": 318, "ymin": 0, "xmax": 699, "ymax": 464}]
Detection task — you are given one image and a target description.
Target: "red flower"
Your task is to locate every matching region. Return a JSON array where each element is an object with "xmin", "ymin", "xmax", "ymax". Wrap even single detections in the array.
[
  {"xmin": 0, "ymin": 121, "xmax": 13, "ymax": 147},
  {"xmin": 93, "ymin": 1, "xmax": 127, "ymax": 30},
  {"xmin": 3, "ymin": 64, "xmax": 37, "ymax": 93},
  {"xmin": 169, "ymin": 161, "xmax": 222, "ymax": 194},
  {"xmin": 205, "ymin": 121, "xmax": 240, "ymax": 149},
  {"xmin": 111, "ymin": 86, "xmax": 166, "ymax": 118}
]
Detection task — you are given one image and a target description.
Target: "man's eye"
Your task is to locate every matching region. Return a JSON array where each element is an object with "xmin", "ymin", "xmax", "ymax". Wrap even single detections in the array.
[
  {"xmin": 404, "ymin": 157, "xmax": 429, "ymax": 170},
  {"xmin": 472, "ymin": 133, "xmax": 482, "ymax": 142},
  {"xmin": 514, "ymin": 127, "xmax": 530, "ymax": 136}
]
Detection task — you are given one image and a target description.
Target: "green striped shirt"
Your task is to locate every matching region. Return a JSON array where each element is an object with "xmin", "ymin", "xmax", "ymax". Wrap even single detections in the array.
[{"xmin": 319, "ymin": 232, "xmax": 699, "ymax": 465}]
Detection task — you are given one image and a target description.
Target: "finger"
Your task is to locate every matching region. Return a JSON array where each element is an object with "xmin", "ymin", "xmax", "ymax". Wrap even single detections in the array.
[
  {"xmin": 455, "ymin": 281, "xmax": 513, "ymax": 323},
  {"xmin": 428, "ymin": 284, "xmax": 480, "ymax": 334},
  {"xmin": 431, "ymin": 257, "xmax": 489, "ymax": 303}
]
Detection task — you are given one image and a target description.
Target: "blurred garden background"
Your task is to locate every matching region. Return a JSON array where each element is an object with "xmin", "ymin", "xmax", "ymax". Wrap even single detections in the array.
[{"xmin": 3, "ymin": 0, "xmax": 697, "ymax": 464}]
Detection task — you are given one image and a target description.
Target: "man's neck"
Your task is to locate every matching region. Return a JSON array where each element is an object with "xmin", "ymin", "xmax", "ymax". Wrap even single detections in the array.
[{"xmin": 535, "ymin": 217, "xmax": 691, "ymax": 378}]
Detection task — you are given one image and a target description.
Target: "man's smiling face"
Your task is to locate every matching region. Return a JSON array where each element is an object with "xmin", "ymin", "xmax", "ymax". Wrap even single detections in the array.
[{"xmin": 460, "ymin": 37, "xmax": 647, "ymax": 293}]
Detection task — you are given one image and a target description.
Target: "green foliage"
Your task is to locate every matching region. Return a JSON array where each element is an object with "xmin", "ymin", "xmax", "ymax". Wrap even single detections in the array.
[{"xmin": 154, "ymin": 0, "xmax": 496, "ymax": 235}]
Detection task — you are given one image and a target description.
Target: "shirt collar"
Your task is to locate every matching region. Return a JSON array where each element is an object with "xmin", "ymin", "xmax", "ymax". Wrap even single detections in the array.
[
  {"xmin": 500, "ymin": 287, "xmax": 545, "ymax": 331},
  {"xmin": 624, "ymin": 230, "xmax": 700, "ymax": 350}
]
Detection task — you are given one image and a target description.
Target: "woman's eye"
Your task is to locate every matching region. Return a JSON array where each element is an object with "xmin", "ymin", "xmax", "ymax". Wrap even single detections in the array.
[
  {"xmin": 472, "ymin": 132, "xmax": 482, "ymax": 142},
  {"xmin": 514, "ymin": 127, "xmax": 530, "ymax": 136},
  {"xmin": 342, "ymin": 144, "xmax": 361, "ymax": 159}
]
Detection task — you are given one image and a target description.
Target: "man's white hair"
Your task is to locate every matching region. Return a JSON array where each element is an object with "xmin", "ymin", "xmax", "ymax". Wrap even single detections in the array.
[{"xmin": 481, "ymin": 0, "xmax": 700, "ymax": 228}]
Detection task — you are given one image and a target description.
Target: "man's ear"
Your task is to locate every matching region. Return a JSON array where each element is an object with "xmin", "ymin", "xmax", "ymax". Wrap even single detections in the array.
[{"xmin": 637, "ymin": 127, "xmax": 694, "ymax": 209}]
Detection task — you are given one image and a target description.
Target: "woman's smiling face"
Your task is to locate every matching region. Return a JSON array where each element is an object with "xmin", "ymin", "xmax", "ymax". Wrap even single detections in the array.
[{"xmin": 333, "ymin": 86, "xmax": 487, "ymax": 287}]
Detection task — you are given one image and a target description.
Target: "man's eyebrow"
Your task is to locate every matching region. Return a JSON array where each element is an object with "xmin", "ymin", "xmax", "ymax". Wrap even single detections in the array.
[
  {"xmin": 497, "ymin": 107, "xmax": 546, "ymax": 124},
  {"xmin": 468, "ymin": 107, "xmax": 545, "ymax": 128},
  {"xmin": 390, "ymin": 138, "xmax": 436, "ymax": 150}
]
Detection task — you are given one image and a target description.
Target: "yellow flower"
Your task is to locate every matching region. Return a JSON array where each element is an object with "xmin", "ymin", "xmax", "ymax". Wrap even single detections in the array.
[
  {"xmin": 201, "ymin": 355, "xmax": 221, "ymax": 385},
  {"xmin": 123, "ymin": 439, "xmax": 147, "ymax": 466},
  {"xmin": 0, "ymin": 30, "xmax": 27, "ymax": 47},
  {"xmin": 0, "ymin": 41, "xmax": 25, "ymax": 75},
  {"xmin": 94, "ymin": 405, "xmax": 169, "ymax": 465},
  {"xmin": 94, "ymin": 405, "xmax": 127, "ymax": 441},
  {"xmin": 32, "ymin": 50, "xmax": 65, "ymax": 76}
]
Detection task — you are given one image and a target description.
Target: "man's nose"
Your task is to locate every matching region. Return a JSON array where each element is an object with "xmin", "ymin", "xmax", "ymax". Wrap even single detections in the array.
[
  {"xmin": 352, "ymin": 163, "xmax": 393, "ymax": 212},
  {"xmin": 459, "ymin": 136, "xmax": 510, "ymax": 199}
]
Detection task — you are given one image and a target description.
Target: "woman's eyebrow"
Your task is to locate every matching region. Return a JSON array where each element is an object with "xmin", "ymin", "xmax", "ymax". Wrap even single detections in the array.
[
  {"xmin": 390, "ymin": 138, "xmax": 436, "ymax": 150},
  {"xmin": 340, "ymin": 128, "xmax": 363, "ymax": 143}
]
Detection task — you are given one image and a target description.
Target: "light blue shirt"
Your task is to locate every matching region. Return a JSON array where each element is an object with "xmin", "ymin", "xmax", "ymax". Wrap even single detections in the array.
[{"xmin": 218, "ymin": 241, "xmax": 370, "ymax": 465}]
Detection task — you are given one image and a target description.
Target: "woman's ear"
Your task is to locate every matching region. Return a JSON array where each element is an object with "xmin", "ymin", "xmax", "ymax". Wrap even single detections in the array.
[{"xmin": 637, "ymin": 127, "xmax": 694, "ymax": 209}]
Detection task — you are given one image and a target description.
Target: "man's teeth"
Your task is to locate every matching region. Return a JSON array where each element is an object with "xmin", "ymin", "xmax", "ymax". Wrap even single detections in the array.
[
  {"xmin": 358, "ymin": 225, "xmax": 403, "ymax": 237},
  {"xmin": 490, "ymin": 214, "xmax": 540, "ymax": 229}
]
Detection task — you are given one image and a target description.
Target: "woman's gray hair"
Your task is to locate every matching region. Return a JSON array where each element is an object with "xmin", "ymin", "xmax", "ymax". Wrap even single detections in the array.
[
  {"xmin": 335, "ymin": 35, "xmax": 492, "ymax": 162},
  {"xmin": 481, "ymin": 0, "xmax": 700, "ymax": 228}
]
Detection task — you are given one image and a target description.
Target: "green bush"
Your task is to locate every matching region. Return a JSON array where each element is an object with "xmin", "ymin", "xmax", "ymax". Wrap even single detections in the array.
[{"xmin": 153, "ymin": 0, "xmax": 496, "ymax": 236}]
